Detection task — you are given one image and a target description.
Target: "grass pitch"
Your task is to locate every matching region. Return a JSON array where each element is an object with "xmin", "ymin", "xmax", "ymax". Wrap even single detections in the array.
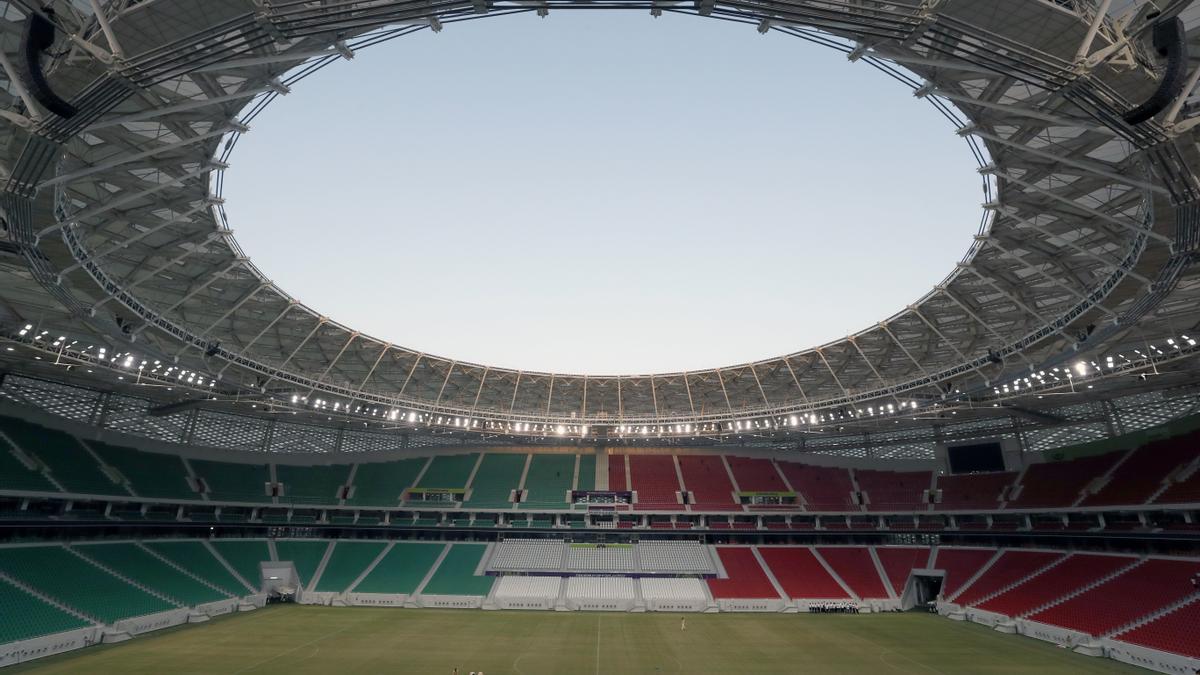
[{"xmin": 9, "ymin": 606, "xmax": 1147, "ymax": 674}]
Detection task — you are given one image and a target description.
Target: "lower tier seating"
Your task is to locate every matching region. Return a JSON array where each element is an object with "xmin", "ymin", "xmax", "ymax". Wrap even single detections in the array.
[
  {"xmin": 314, "ymin": 541, "xmax": 387, "ymax": 592},
  {"xmin": 353, "ymin": 542, "xmax": 444, "ymax": 594},
  {"xmin": 952, "ymin": 550, "xmax": 1063, "ymax": 607},
  {"xmin": 931, "ymin": 548, "xmax": 998, "ymax": 599},
  {"xmin": 1029, "ymin": 559, "xmax": 1200, "ymax": 636},
  {"xmin": 274, "ymin": 541, "xmax": 330, "ymax": 589},
  {"xmin": 707, "ymin": 547, "xmax": 779, "ymax": 599},
  {"xmin": 975, "ymin": 553, "xmax": 1133, "ymax": 617},
  {"xmin": 566, "ymin": 544, "xmax": 634, "ymax": 571},
  {"xmin": 494, "ymin": 575, "xmax": 561, "ymax": 601},
  {"xmin": 637, "ymin": 541, "xmax": 713, "ymax": 573},
  {"xmin": 875, "ymin": 547, "xmax": 930, "ymax": 596},
  {"xmin": 75, "ymin": 543, "xmax": 229, "ymax": 606},
  {"xmin": 420, "ymin": 544, "xmax": 493, "ymax": 596},
  {"xmin": 0, "ymin": 576, "xmax": 90, "ymax": 643},
  {"xmin": 565, "ymin": 576, "xmax": 635, "ymax": 602},
  {"xmin": 816, "ymin": 547, "xmax": 888, "ymax": 599},
  {"xmin": 490, "ymin": 540, "xmax": 563, "ymax": 571},
  {"xmin": 209, "ymin": 540, "xmax": 271, "ymax": 590},
  {"xmin": 639, "ymin": 577, "xmax": 707, "ymax": 604},
  {"xmin": 1114, "ymin": 599, "xmax": 1200, "ymax": 659},
  {"xmin": 758, "ymin": 547, "xmax": 848, "ymax": 600},
  {"xmin": 145, "ymin": 541, "xmax": 249, "ymax": 595},
  {"xmin": 0, "ymin": 546, "xmax": 174, "ymax": 623}
]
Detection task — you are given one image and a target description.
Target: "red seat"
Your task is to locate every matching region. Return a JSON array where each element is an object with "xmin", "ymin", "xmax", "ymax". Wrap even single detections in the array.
[
  {"xmin": 706, "ymin": 547, "xmax": 779, "ymax": 599},
  {"xmin": 758, "ymin": 547, "xmax": 848, "ymax": 600}
]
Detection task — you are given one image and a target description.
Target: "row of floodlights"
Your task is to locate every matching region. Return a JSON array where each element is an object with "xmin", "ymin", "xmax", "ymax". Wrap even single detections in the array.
[
  {"xmin": 993, "ymin": 337, "xmax": 1196, "ymax": 396},
  {"xmin": 15, "ymin": 325, "xmax": 217, "ymax": 387}
]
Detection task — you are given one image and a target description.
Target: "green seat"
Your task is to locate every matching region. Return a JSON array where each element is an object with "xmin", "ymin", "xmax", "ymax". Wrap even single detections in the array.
[
  {"xmin": 276, "ymin": 464, "xmax": 351, "ymax": 506},
  {"xmin": 520, "ymin": 454, "xmax": 575, "ymax": 509},
  {"xmin": 420, "ymin": 544, "xmax": 493, "ymax": 596},
  {"xmin": 210, "ymin": 540, "xmax": 270, "ymax": 588},
  {"xmin": 353, "ymin": 542, "xmax": 444, "ymax": 594},
  {"xmin": 191, "ymin": 459, "xmax": 271, "ymax": 503},
  {"xmin": 314, "ymin": 541, "xmax": 386, "ymax": 592},
  {"xmin": 146, "ymin": 541, "xmax": 248, "ymax": 595},
  {"xmin": 0, "ymin": 576, "xmax": 90, "ymax": 642},
  {"xmin": 86, "ymin": 440, "xmax": 194, "ymax": 500},
  {"xmin": 76, "ymin": 543, "xmax": 229, "ymax": 606},
  {"xmin": 274, "ymin": 541, "xmax": 328, "ymax": 588},
  {"xmin": 462, "ymin": 453, "xmax": 524, "ymax": 509},
  {"xmin": 346, "ymin": 458, "xmax": 426, "ymax": 507}
]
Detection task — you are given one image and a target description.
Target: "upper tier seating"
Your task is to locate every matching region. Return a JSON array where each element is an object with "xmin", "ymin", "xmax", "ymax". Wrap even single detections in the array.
[
  {"xmin": 1156, "ymin": 465, "xmax": 1200, "ymax": 505},
  {"xmin": 975, "ymin": 553, "xmax": 1133, "ymax": 617},
  {"xmin": 875, "ymin": 547, "xmax": 930, "ymax": 596},
  {"xmin": 0, "ymin": 546, "xmax": 175, "ymax": 623},
  {"xmin": 0, "ymin": 576, "xmax": 90, "ymax": 643},
  {"xmin": 952, "ymin": 550, "xmax": 1064, "ymax": 607},
  {"xmin": 421, "ymin": 544, "xmax": 493, "ymax": 596},
  {"xmin": 725, "ymin": 456, "xmax": 788, "ymax": 492},
  {"xmin": 346, "ymin": 458, "xmax": 425, "ymax": 506},
  {"xmin": 931, "ymin": 548, "xmax": 998, "ymax": 599},
  {"xmin": 707, "ymin": 547, "xmax": 780, "ymax": 599},
  {"xmin": 776, "ymin": 463, "xmax": 856, "ymax": 511},
  {"xmin": 145, "ymin": 541, "xmax": 248, "ymax": 595},
  {"xmin": 494, "ymin": 576, "xmax": 561, "ymax": 601},
  {"xmin": 463, "ymin": 453, "xmax": 525, "ymax": 508},
  {"xmin": 274, "ymin": 541, "xmax": 329, "ymax": 588},
  {"xmin": 415, "ymin": 454, "xmax": 478, "ymax": 490},
  {"xmin": 816, "ymin": 547, "xmax": 889, "ymax": 599},
  {"xmin": 1114, "ymin": 598, "xmax": 1200, "ymax": 658},
  {"xmin": 566, "ymin": 544, "xmax": 635, "ymax": 571},
  {"xmin": 190, "ymin": 459, "xmax": 271, "ymax": 503},
  {"xmin": 86, "ymin": 441, "xmax": 194, "ymax": 500},
  {"xmin": 490, "ymin": 540, "xmax": 564, "ymax": 571},
  {"xmin": 1005, "ymin": 452, "xmax": 1121, "ymax": 509},
  {"xmin": 678, "ymin": 455, "xmax": 739, "ymax": 510},
  {"xmin": 934, "ymin": 472, "xmax": 1015, "ymax": 510},
  {"xmin": 576, "ymin": 454, "xmax": 596, "ymax": 491},
  {"xmin": 314, "ymin": 541, "xmax": 387, "ymax": 592},
  {"xmin": 521, "ymin": 454, "xmax": 575, "ymax": 509},
  {"xmin": 0, "ymin": 434, "xmax": 57, "ymax": 493},
  {"xmin": 76, "ymin": 543, "xmax": 228, "ymax": 606},
  {"xmin": 209, "ymin": 540, "xmax": 270, "ymax": 589},
  {"xmin": 1081, "ymin": 434, "xmax": 1199, "ymax": 507},
  {"xmin": 639, "ymin": 577, "xmax": 707, "ymax": 604},
  {"xmin": 565, "ymin": 576, "xmax": 635, "ymax": 603},
  {"xmin": 757, "ymin": 547, "xmax": 847, "ymax": 600},
  {"xmin": 353, "ymin": 542, "xmax": 444, "ymax": 594},
  {"xmin": 855, "ymin": 470, "xmax": 930, "ymax": 511},
  {"xmin": 276, "ymin": 464, "xmax": 351, "ymax": 505},
  {"xmin": 1029, "ymin": 559, "xmax": 1200, "ymax": 636},
  {"xmin": 628, "ymin": 455, "xmax": 682, "ymax": 509},
  {"xmin": 608, "ymin": 454, "xmax": 628, "ymax": 491},
  {"xmin": 1, "ymin": 417, "xmax": 117, "ymax": 495},
  {"xmin": 637, "ymin": 541, "xmax": 714, "ymax": 573}
]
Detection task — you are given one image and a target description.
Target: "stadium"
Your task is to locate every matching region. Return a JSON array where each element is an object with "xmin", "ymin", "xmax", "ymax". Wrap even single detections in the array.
[{"xmin": 1, "ymin": 0, "xmax": 1200, "ymax": 672}]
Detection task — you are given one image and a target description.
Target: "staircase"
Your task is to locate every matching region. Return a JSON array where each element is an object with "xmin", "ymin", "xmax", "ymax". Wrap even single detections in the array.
[
  {"xmin": 412, "ymin": 544, "xmax": 452, "ymax": 598},
  {"xmin": 810, "ymin": 547, "xmax": 859, "ymax": 601},
  {"xmin": 305, "ymin": 541, "xmax": 337, "ymax": 592},
  {"xmin": 867, "ymin": 547, "xmax": 896, "ymax": 600},
  {"xmin": 1073, "ymin": 447, "xmax": 1137, "ymax": 507},
  {"xmin": 203, "ymin": 540, "xmax": 258, "ymax": 593},
  {"xmin": 0, "ymin": 568, "xmax": 98, "ymax": 624},
  {"xmin": 750, "ymin": 547, "xmax": 792, "ymax": 604},
  {"xmin": 1103, "ymin": 592, "xmax": 1200, "ymax": 638},
  {"xmin": 946, "ymin": 548, "xmax": 1004, "ymax": 603},
  {"xmin": 345, "ymin": 542, "xmax": 394, "ymax": 594},
  {"xmin": 963, "ymin": 552, "xmax": 1068, "ymax": 608}
]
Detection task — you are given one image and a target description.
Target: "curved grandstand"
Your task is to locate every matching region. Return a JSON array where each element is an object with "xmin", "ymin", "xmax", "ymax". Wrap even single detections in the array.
[{"xmin": 1, "ymin": 0, "xmax": 1200, "ymax": 673}]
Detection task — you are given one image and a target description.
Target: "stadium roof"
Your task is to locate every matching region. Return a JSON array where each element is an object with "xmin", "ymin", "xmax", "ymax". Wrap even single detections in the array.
[{"xmin": 2, "ymin": 0, "xmax": 1200, "ymax": 442}]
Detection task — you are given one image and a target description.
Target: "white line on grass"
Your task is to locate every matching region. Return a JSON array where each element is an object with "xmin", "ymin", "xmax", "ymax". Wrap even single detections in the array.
[
  {"xmin": 228, "ymin": 618, "xmax": 364, "ymax": 675},
  {"xmin": 595, "ymin": 615, "xmax": 601, "ymax": 675}
]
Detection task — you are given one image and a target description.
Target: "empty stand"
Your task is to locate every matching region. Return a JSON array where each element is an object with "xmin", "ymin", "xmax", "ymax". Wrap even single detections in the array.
[
  {"xmin": 86, "ymin": 442, "xmax": 194, "ymax": 500},
  {"xmin": 353, "ymin": 542, "xmax": 444, "ymax": 594},
  {"xmin": 0, "ymin": 576, "xmax": 89, "ymax": 643},
  {"xmin": 1081, "ymin": 436, "xmax": 1198, "ymax": 507},
  {"xmin": 565, "ymin": 577, "xmax": 635, "ymax": 604},
  {"xmin": 490, "ymin": 540, "xmax": 564, "ymax": 571},
  {"xmin": 463, "ymin": 453, "xmax": 525, "ymax": 508},
  {"xmin": 875, "ymin": 547, "xmax": 930, "ymax": 596},
  {"xmin": 210, "ymin": 540, "xmax": 270, "ymax": 589},
  {"xmin": 1, "ymin": 417, "xmax": 116, "ymax": 495},
  {"xmin": 640, "ymin": 578, "xmax": 707, "ymax": 604},
  {"xmin": 608, "ymin": 454, "xmax": 628, "ymax": 491},
  {"xmin": 274, "ymin": 541, "xmax": 329, "ymax": 588},
  {"xmin": 314, "ymin": 541, "xmax": 386, "ymax": 592},
  {"xmin": 725, "ymin": 456, "xmax": 788, "ymax": 492},
  {"xmin": 1156, "ymin": 465, "xmax": 1200, "ymax": 504},
  {"xmin": 952, "ymin": 550, "xmax": 1063, "ymax": 607},
  {"xmin": 628, "ymin": 455, "xmax": 681, "ymax": 508},
  {"xmin": 494, "ymin": 576, "xmax": 561, "ymax": 603},
  {"xmin": 0, "ymin": 546, "xmax": 175, "ymax": 622},
  {"xmin": 1030, "ymin": 558, "xmax": 1200, "ymax": 636},
  {"xmin": 776, "ymin": 463, "xmax": 855, "ymax": 511},
  {"xmin": 934, "ymin": 472, "xmax": 1014, "ymax": 510},
  {"xmin": 976, "ymin": 553, "xmax": 1132, "ymax": 617},
  {"xmin": 855, "ymin": 470, "xmax": 930, "ymax": 511},
  {"xmin": 191, "ymin": 459, "xmax": 271, "ymax": 503},
  {"xmin": 416, "ymin": 454, "xmax": 478, "ymax": 490},
  {"xmin": 932, "ymin": 548, "xmax": 997, "ymax": 599},
  {"xmin": 565, "ymin": 544, "xmax": 634, "ymax": 571},
  {"xmin": 707, "ymin": 547, "xmax": 781, "ymax": 599},
  {"xmin": 1005, "ymin": 452, "xmax": 1121, "ymax": 509},
  {"xmin": 521, "ymin": 454, "xmax": 574, "ymax": 509},
  {"xmin": 145, "ymin": 541, "xmax": 247, "ymax": 595},
  {"xmin": 757, "ymin": 547, "xmax": 847, "ymax": 599},
  {"xmin": 276, "ymin": 464, "xmax": 351, "ymax": 505},
  {"xmin": 0, "ymin": 433, "xmax": 57, "ymax": 493},
  {"xmin": 637, "ymin": 541, "xmax": 713, "ymax": 573},
  {"xmin": 421, "ymin": 544, "xmax": 493, "ymax": 596},
  {"xmin": 1114, "ymin": 598, "xmax": 1200, "ymax": 658},
  {"xmin": 678, "ymin": 455, "xmax": 739, "ymax": 510},
  {"xmin": 816, "ymin": 547, "xmax": 888, "ymax": 599},
  {"xmin": 346, "ymin": 458, "xmax": 425, "ymax": 506},
  {"xmin": 75, "ymin": 543, "xmax": 228, "ymax": 606},
  {"xmin": 576, "ymin": 454, "xmax": 596, "ymax": 491}
]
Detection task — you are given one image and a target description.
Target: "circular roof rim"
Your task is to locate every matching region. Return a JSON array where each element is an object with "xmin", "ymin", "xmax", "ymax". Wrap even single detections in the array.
[{"xmin": 207, "ymin": 20, "xmax": 996, "ymax": 382}]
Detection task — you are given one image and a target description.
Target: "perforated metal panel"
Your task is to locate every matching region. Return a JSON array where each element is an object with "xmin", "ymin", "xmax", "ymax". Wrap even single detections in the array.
[
  {"xmin": 1023, "ymin": 422, "xmax": 1109, "ymax": 453},
  {"xmin": 192, "ymin": 410, "xmax": 268, "ymax": 452},
  {"xmin": 103, "ymin": 394, "xmax": 189, "ymax": 442},
  {"xmin": 268, "ymin": 422, "xmax": 339, "ymax": 454},
  {"xmin": 0, "ymin": 375, "xmax": 98, "ymax": 422}
]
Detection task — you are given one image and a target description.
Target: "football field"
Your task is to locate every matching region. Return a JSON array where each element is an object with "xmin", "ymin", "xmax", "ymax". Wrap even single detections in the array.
[{"xmin": 8, "ymin": 606, "xmax": 1148, "ymax": 674}]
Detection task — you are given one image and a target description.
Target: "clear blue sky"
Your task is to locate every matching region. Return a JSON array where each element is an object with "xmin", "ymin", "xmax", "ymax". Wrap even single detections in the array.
[{"xmin": 224, "ymin": 11, "xmax": 981, "ymax": 375}]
